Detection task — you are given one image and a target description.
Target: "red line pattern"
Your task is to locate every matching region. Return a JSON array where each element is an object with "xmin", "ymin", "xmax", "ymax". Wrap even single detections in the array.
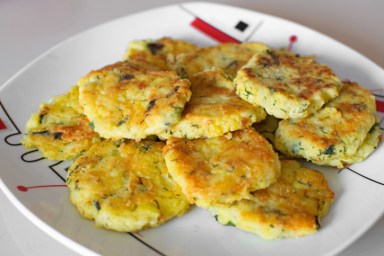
[
  {"xmin": 288, "ymin": 35, "xmax": 298, "ymax": 51},
  {"xmin": 17, "ymin": 184, "xmax": 67, "ymax": 192},
  {"xmin": 0, "ymin": 118, "xmax": 6, "ymax": 130},
  {"xmin": 376, "ymin": 99, "xmax": 384, "ymax": 113},
  {"xmin": 191, "ymin": 18, "xmax": 240, "ymax": 43}
]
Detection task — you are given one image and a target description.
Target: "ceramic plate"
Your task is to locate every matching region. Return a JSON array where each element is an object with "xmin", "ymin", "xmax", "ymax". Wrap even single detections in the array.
[{"xmin": 1, "ymin": 2, "xmax": 384, "ymax": 256}]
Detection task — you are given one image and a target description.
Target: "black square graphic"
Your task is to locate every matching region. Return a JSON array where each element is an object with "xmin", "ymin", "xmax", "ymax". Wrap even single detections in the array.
[{"xmin": 235, "ymin": 21, "xmax": 248, "ymax": 32}]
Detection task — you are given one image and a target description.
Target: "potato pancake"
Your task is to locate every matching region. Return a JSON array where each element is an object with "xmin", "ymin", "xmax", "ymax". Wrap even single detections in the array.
[
  {"xmin": 21, "ymin": 86, "xmax": 100, "ymax": 160},
  {"xmin": 275, "ymin": 82, "xmax": 378, "ymax": 168},
  {"xmin": 174, "ymin": 42, "xmax": 269, "ymax": 79},
  {"xmin": 78, "ymin": 61, "xmax": 192, "ymax": 140},
  {"xmin": 208, "ymin": 160, "xmax": 334, "ymax": 239},
  {"xmin": 158, "ymin": 70, "xmax": 266, "ymax": 139},
  {"xmin": 66, "ymin": 139, "xmax": 190, "ymax": 232},
  {"xmin": 234, "ymin": 48, "xmax": 342, "ymax": 119},
  {"xmin": 123, "ymin": 37, "xmax": 198, "ymax": 70},
  {"xmin": 162, "ymin": 129, "xmax": 281, "ymax": 208}
]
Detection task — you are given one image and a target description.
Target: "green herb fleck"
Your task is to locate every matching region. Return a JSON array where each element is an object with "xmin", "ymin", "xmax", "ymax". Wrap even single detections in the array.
[
  {"xmin": 147, "ymin": 42, "xmax": 164, "ymax": 55},
  {"xmin": 117, "ymin": 116, "xmax": 129, "ymax": 126},
  {"xmin": 119, "ymin": 74, "xmax": 135, "ymax": 81},
  {"xmin": 323, "ymin": 145, "xmax": 335, "ymax": 155},
  {"xmin": 225, "ymin": 221, "xmax": 236, "ymax": 227},
  {"xmin": 166, "ymin": 86, "xmax": 180, "ymax": 98},
  {"xmin": 244, "ymin": 88, "xmax": 254, "ymax": 98},
  {"xmin": 146, "ymin": 99, "xmax": 157, "ymax": 113},
  {"xmin": 153, "ymin": 200, "xmax": 160, "ymax": 210},
  {"xmin": 38, "ymin": 113, "xmax": 47, "ymax": 124},
  {"xmin": 94, "ymin": 200, "xmax": 101, "ymax": 211},
  {"xmin": 138, "ymin": 143, "xmax": 152, "ymax": 153},
  {"xmin": 31, "ymin": 130, "xmax": 50, "ymax": 136},
  {"xmin": 52, "ymin": 132, "xmax": 63, "ymax": 140},
  {"xmin": 369, "ymin": 123, "xmax": 379, "ymax": 133}
]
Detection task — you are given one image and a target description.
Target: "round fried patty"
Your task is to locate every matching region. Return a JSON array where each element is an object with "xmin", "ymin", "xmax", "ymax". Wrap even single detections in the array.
[
  {"xmin": 235, "ymin": 48, "xmax": 342, "ymax": 119},
  {"xmin": 66, "ymin": 139, "xmax": 190, "ymax": 232},
  {"xmin": 162, "ymin": 129, "xmax": 281, "ymax": 208},
  {"xmin": 21, "ymin": 86, "xmax": 100, "ymax": 160},
  {"xmin": 208, "ymin": 160, "xmax": 334, "ymax": 239},
  {"xmin": 78, "ymin": 61, "xmax": 192, "ymax": 140},
  {"xmin": 275, "ymin": 82, "xmax": 378, "ymax": 168},
  {"xmin": 158, "ymin": 70, "xmax": 266, "ymax": 139}
]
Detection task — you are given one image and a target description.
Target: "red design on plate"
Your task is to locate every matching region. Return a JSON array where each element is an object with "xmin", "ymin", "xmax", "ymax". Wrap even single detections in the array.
[
  {"xmin": 191, "ymin": 18, "xmax": 240, "ymax": 43},
  {"xmin": 17, "ymin": 184, "xmax": 67, "ymax": 192},
  {"xmin": 0, "ymin": 118, "xmax": 6, "ymax": 130},
  {"xmin": 288, "ymin": 35, "xmax": 298, "ymax": 51},
  {"xmin": 376, "ymin": 99, "xmax": 384, "ymax": 113}
]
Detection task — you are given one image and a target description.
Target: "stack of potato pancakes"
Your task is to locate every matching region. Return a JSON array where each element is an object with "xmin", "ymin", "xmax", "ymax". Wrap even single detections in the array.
[{"xmin": 22, "ymin": 38, "xmax": 380, "ymax": 240}]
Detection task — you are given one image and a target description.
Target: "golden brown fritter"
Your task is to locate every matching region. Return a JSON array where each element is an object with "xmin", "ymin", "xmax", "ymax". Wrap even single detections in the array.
[
  {"xmin": 208, "ymin": 160, "xmax": 334, "ymax": 239},
  {"xmin": 78, "ymin": 61, "xmax": 192, "ymax": 140},
  {"xmin": 275, "ymin": 82, "xmax": 378, "ymax": 168},
  {"xmin": 158, "ymin": 69, "xmax": 266, "ymax": 139},
  {"xmin": 163, "ymin": 129, "xmax": 281, "ymax": 208},
  {"xmin": 66, "ymin": 139, "xmax": 190, "ymax": 232},
  {"xmin": 235, "ymin": 48, "xmax": 342, "ymax": 119},
  {"xmin": 21, "ymin": 86, "xmax": 100, "ymax": 160}
]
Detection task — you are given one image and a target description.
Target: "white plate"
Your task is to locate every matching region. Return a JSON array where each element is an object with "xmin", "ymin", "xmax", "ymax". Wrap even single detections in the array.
[{"xmin": 1, "ymin": 2, "xmax": 384, "ymax": 256}]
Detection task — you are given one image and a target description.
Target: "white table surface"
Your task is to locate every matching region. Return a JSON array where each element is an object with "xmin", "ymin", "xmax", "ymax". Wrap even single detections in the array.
[{"xmin": 1, "ymin": 0, "xmax": 383, "ymax": 255}]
